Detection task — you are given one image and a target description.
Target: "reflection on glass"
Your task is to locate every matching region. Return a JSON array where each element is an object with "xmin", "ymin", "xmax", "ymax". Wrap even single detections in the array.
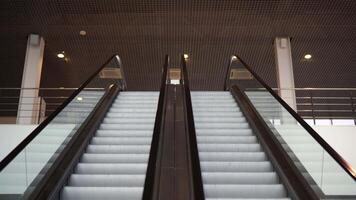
[
  {"xmin": 0, "ymin": 55, "xmax": 124, "ymax": 198},
  {"xmin": 0, "ymin": 90, "xmax": 104, "ymax": 196},
  {"xmin": 228, "ymin": 57, "xmax": 356, "ymax": 196}
]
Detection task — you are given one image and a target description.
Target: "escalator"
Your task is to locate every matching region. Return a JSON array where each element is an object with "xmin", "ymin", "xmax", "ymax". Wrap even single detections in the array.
[
  {"xmin": 180, "ymin": 55, "xmax": 356, "ymax": 200},
  {"xmin": 61, "ymin": 92, "xmax": 158, "ymax": 199},
  {"xmin": 191, "ymin": 91, "xmax": 290, "ymax": 199},
  {"xmin": 0, "ymin": 55, "xmax": 168, "ymax": 200},
  {"xmin": 1, "ymin": 53, "xmax": 355, "ymax": 200}
]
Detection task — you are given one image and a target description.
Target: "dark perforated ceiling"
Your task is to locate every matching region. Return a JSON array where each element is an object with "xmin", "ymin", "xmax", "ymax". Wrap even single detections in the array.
[{"xmin": 0, "ymin": 0, "xmax": 355, "ymax": 91}]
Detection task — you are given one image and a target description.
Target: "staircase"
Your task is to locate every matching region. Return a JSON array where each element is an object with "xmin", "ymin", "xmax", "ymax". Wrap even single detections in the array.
[
  {"xmin": 191, "ymin": 91, "xmax": 290, "ymax": 200},
  {"xmin": 61, "ymin": 91, "xmax": 158, "ymax": 200}
]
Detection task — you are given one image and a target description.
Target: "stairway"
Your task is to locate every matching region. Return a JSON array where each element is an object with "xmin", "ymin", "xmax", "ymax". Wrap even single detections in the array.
[
  {"xmin": 61, "ymin": 91, "xmax": 159, "ymax": 200},
  {"xmin": 191, "ymin": 91, "xmax": 290, "ymax": 200}
]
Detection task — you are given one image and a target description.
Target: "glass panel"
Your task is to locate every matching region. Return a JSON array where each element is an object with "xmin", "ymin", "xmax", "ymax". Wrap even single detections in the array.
[
  {"xmin": 229, "ymin": 57, "xmax": 356, "ymax": 196},
  {"xmin": 0, "ymin": 55, "xmax": 124, "ymax": 197}
]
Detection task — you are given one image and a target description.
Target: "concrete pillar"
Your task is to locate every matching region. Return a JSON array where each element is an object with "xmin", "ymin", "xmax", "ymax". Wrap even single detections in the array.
[
  {"xmin": 274, "ymin": 37, "xmax": 297, "ymax": 111},
  {"xmin": 17, "ymin": 34, "xmax": 45, "ymax": 124}
]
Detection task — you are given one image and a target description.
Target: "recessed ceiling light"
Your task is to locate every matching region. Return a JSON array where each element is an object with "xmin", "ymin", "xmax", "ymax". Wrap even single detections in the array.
[
  {"xmin": 304, "ymin": 54, "xmax": 312, "ymax": 60},
  {"xmin": 57, "ymin": 53, "xmax": 65, "ymax": 58},
  {"xmin": 183, "ymin": 54, "xmax": 189, "ymax": 59},
  {"xmin": 79, "ymin": 30, "xmax": 87, "ymax": 36},
  {"xmin": 77, "ymin": 97, "xmax": 83, "ymax": 101}
]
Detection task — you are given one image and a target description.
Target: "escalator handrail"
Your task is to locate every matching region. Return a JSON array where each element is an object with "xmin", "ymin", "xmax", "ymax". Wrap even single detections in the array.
[
  {"xmin": 223, "ymin": 57, "xmax": 234, "ymax": 91},
  {"xmin": 142, "ymin": 55, "xmax": 169, "ymax": 199},
  {"xmin": 230, "ymin": 54, "xmax": 356, "ymax": 181},
  {"xmin": 180, "ymin": 55, "xmax": 205, "ymax": 200},
  {"xmin": 0, "ymin": 54, "xmax": 124, "ymax": 171}
]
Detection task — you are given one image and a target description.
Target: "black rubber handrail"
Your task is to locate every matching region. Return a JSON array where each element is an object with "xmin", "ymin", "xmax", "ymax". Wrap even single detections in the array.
[
  {"xmin": 223, "ymin": 56, "xmax": 234, "ymax": 91},
  {"xmin": 180, "ymin": 55, "xmax": 205, "ymax": 200},
  {"xmin": 0, "ymin": 54, "xmax": 123, "ymax": 171},
  {"xmin": 142, "ymin": 55, "xmax": 169, "ymax": 200},
  {"xmin": 230, "ymin": 54, "xmax": 356, "ymax": 181}
]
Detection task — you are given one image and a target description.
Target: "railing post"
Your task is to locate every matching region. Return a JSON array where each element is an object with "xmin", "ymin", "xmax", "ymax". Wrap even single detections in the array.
[
  {"xmin": 38, "ymin": 97, "xmax": 42, "ymax": 124},
  {"xmin": 310, "ymin": 91, "xmax": 316, "ymax": 125},
  {"xmin": 351, "ymin": 91, "xmax": 356, "ymax": 126}
]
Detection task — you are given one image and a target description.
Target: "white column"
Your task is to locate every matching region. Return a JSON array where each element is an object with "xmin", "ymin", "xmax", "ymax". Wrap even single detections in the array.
[
  {"xmin": 17, "ymin": 34, "xmax": 45, "ymax": 124},
  {"xmin": 274, "ymin": 37, "xmax": 297, "ymax": 111}
]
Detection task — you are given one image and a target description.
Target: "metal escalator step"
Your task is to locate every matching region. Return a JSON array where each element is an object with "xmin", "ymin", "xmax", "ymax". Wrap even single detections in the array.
[
  {"xmin": 194, "ymin": 112, "xmax": 243, "ymax": 117},
  {"xmin": 103, "ymin": 118, "xmax": 155, "ymax": 124},
  {"xmin": 193, "ymin": 107, "xmax": 240, "ymax": 112},
  {"xmin": 61, "ymin": 187, "xmax": 143, "ymax": 200},
  {"xmin": 99, "ymin": 124, "xmax": 153, "ymax": 130},
  {"xmin": 196, "ymin": 129, "xmax": 253, "ymax": 136},
  {"xmin": 203, "ymin": 184, "xmax": 287, "ymax": 198},
  {"xmin": 95, "ymin": 130, "xmax": 152, "ymax": 137},
  {"xmin": 81, "ymin": 153, "xmax": 148, "ymax": 163},
  {"xmin": 68, "ymin": 174, "xmax": 145, "ymax": 187},
  {"xmin": 202, "ymin": 172, "xmax": 279, "ymax": 184},
  {"xmin": 198, "ymin": 143, "xmax": 261, "ymax": 152},
  {"xmin": 195, "ymin": 123, "xmax": 249, "ymax": 129},
  {"xmin": 206, "ymin": 198, "xmax": 291, "ymax": 200},
  {"xmin": 75, "ymin": 163, "xmax": 147, "ymax": 174},
  {"xmin": 108, "ymin": 108, "xmax": 156, "ymax": 113},
  {"xmin": 200, "ymin": 161, "xmax": 273, "ymax": 172},
  {"xmin": 194, "ymin": 117, "xmax": 246, "ymax": 123},
  {"xmin": 91, "ymin": 137, "xmax": 152, "ymax": 145},
  {"xmin": 106, "ymin": 112, "xmax": 155, "ymax": 118},
  {"xmin": 199, "ymin": 152, "xmax": 267, "ymax": 162},
  {"xmin": 197, "ymin": 136, "xmax": 257, "ymax": 144},
  {"xmin": 86, "ymin": 145, "xmax": 150, "ymax": 154}
]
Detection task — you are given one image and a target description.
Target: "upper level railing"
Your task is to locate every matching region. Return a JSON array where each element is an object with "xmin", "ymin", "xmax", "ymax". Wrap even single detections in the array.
[
  {"xmin": 0, "ymin": 87, "xmax": 104, "ymax": 124},
  {"xmin": 0, "ymin": 55, "xmax": 126, "ymax": 198},
  {"xmin": 225, "ymin": 55, "xmax": 355, "ymax": 197},
  {"xmin": 273, "ymin": 88, "xmax": 356, "ymax": 125}
]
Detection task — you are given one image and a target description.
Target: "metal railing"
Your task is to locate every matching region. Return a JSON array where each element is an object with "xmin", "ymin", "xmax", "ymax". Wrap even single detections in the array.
[
  {"xmin": 272, "ymin": 88, "xmax": 356, "ymax": 125},
  {"xmin": 0, "ymin": 87, "xmax": 104, "ymax": 124}
]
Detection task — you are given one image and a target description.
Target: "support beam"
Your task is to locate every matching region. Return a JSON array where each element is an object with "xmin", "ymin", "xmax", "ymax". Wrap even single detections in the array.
[
  {"xmin": 17, "ymin": 34, "xmax": 45, "ymax": 124},
  {"xmin": 274, "ymin": 37, "xmax": 297, "ymax": 111}
]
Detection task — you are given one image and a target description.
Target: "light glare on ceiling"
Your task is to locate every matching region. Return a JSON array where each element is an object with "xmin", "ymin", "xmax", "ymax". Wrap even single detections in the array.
[
  {"xmin": 77, "ymin": 97, "xmax": 83, "ymax": 101},
  {"xmin": 79, "ymin": 30, "xmax": 87, "ymax": 36},
  {"xmin": 57, "ymin": 53, "xmax": 65, "ymax": 58},
  {"xmin": 304, "ymin": 54, "xmax": 312, "ymax": 59}
]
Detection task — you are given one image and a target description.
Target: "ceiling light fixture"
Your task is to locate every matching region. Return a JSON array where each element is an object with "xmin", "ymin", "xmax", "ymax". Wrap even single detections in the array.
[
  {"xmin": 304, "ymin": 54, "xmax": 312, "ymax": 60},
  {"xmin": 77, "ymin": 97, "xmax": 83, "ymax": 101},
  {"xmin": 57, "ymin": 53, "xmax": 65, "ymax": 58},
  {"xmin": 79, "ymin": 30, "xmax": 87, "ymax": 36},
  {"xmin": 183, "ymin": 54, "xmax": 189, "ymax": 59},
  {"xmin": 231, "ymin": 55, "xmax": 238, "ymax": 61}
]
